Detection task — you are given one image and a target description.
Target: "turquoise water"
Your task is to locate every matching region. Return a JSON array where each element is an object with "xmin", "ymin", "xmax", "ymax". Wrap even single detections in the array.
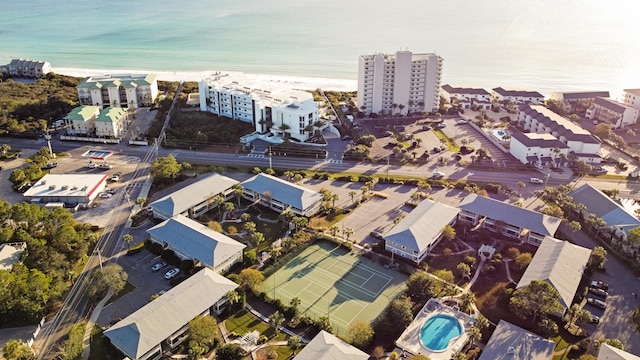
[
  {"xmin": 1, "ymin": 0, "xmax": 639, "ymax": 93},
  {"xmin": 420, "ymin": 314, "xmax": 463, "ymax": 351}
]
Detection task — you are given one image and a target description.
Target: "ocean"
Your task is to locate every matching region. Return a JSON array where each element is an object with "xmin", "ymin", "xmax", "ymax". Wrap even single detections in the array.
[{"xmin": 1, "ymin": 0, "xmax": 639, "ymax": 94}]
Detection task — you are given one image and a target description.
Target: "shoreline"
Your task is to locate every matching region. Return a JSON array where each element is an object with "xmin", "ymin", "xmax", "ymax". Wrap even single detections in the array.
[{"xmin": 52, "ymin": 67, "xmax": 358, "ymax": 92}]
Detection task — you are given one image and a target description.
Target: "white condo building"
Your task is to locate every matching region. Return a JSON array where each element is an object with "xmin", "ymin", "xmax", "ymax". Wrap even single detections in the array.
[
  {"xmin": 198, "ymin": 73, "xmax": 319, "ymax": 142},
  {"xmin": 77, "ymin": 74, "xmax": 159, "ymax": 109},
  {"xmin": 357, "ymin": 50, "xmax": 443, "ymax": 116},
  {"xmin": 623, "ymin": 89, "xmax": 640, "ymax": 111}
]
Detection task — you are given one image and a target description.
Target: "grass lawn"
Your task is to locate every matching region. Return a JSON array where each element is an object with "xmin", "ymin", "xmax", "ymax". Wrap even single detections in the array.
[
  {"xmin": 224, "ymin": 310, "xmax": 287, "ymax": 341},
  {"xmin": 308, "ymin": 209, "xmax": 349, "ymax": 230},
  {"xmin": 89, "ymin": 326, "xmax": 122, "ymax": 360}
]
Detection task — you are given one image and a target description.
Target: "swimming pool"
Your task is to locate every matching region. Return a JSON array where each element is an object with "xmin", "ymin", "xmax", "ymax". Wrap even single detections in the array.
[{"xmin": 419, "ymin": 314, "xmax": 463, "ymax": 352}]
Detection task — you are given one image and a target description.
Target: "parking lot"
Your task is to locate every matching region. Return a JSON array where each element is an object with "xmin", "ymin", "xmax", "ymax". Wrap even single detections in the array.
[{"xmin": 97, "ymin": 250, "xmax": 177, "ymax": 327}]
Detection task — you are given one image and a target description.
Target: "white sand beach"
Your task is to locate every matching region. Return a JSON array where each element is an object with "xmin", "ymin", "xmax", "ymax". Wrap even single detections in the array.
[{"xmin": 53, "ymin": 67, "xmax": 357, "ymax": 92}]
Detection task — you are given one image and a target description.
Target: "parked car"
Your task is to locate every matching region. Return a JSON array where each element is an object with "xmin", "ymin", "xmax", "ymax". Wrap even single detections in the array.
[
  {"xmin": 422, "ymin": 125, "xmax": 431, "ymax": 131},
  {"xmin": 105, "ymin": 188, "xmax": 117, "ymax": 195},
  {"xmin": 587, "ymin": 297, "xmax": 606, "ymax": 309},
  {"xmin": 42, "ymin": 162, "xmax": 58, "ymax": 169},
  {"xmin": 86, "ymin": 162, "xmax": 97, "ymax": 169},
  {"xmin": 151, "ymin": 262, "xmax": 167, "ymax": 272},
  {"xmin": 590, "ymin": 314, "xmax": 600, "ymax": 324},
  {"xmin": 164, "ymin": 268, "xmax": 180, "ymax": 280},
  {"xmin": 591, "ymin": 280, "xmax": 610, "ymax": 291},
  {"xmin": 432, "ymin": 147, "xmax": 442, "ymax": 153},
  {"xmin": 99, "ymin": 192, "xmax": 113, "ymax": 199},
  {"xmin": 432, "ymin": 171, "xmax": 445, "ymax": 179},
  {"xmin": 370, "ymin": 231, "xmax": 384, "ymax": 240},
  {"xmin": 341, "ymin": 135, "xmax": 352, "ymax": 141},
  {"xmin": 436, "ymin": 123, "xmax": 446, "ymax": 129},
  {"xmin": 99, "ymin": 163, "xmax": 113, "ymax": 170},
  {"xmin": 456, "ymin": 119, "xmax": 467, "ymax": 124},
  {"xmin": 530, "ymin": 177, "xmax": 544, "ymax": 184},
  {"xmin": 110, "ymin": 174, "xmax": 120, "ymax": 182},
  {"xmin": 588, "ymin": 287, "xmax": 608, "ymax": 298}
]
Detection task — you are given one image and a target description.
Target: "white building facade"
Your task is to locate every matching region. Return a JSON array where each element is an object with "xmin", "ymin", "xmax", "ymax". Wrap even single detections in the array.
[
  {"xmin": 357, "ymin": 50, "xmax": 443, "ymax": 116},
  {"xmin": 586, "ymin": 97, "xmax": 640, "ymax": 129},
  {"xmin": 7, "ymin": 59, "xmax": 51, "ymax": 78},
  {"xmin": 513, "ymin": 104, "xmax": 601, "ymax": 165},
  {"xmin": 199, "ymin": 73, "xmax": 319, "ymax": 142},
  {"xmin": 548, "ymin": 91, "xmax": 610, "ymax": 114},
  {"xmin": 77, "ymin": 74, "xmax": 158, "ymax": 109},
  {"xmin": 65, "ymin": 106, "xmax": 128, "ymax": 139},
  {"xmin": 623, "ymin": 89, "xmax": 640, "ymax": 111},
  {"xmin": 491, "ymin": 87, "xmax": 544, "ymax": 104}
]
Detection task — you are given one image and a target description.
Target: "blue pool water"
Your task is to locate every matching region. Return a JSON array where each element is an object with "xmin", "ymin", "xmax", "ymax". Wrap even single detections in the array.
[{"xmin": 420, "ymin": 314, "xmax": 463, "ymax": 351}]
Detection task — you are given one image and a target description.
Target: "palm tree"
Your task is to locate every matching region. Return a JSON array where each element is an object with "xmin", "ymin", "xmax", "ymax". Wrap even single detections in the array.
[
  {"xmin": 288, "ymin": 336, "xmax": 301, "ymax": 354},
  {"xmin": 415, "ymin": 138, "xmax": 423, "ymax": 148},
  {"xmin": 343, "ymin": 227, "xmax": 354, "ymax": 242},
  {"xmin": 212, "ymin": 194, "xmax": 225, "ymax": 216},
  {"xmin": 329, "ymin": 225, "xmax": 339, "ymax": 239},
  {"xmin": 251, "ymin": 232, "xmax": 265, "ymax": 247},
  {"xmin": 268, "ymin": 311, "xmax": 285, "ymax": 335},
  {"xmin": 517, "ymin": 181, "xmax": 526, "ymax": 196},
  {"xmin": 330, "ymin": 193, "xmax": 339, "ymax": 209},
  {"xmin": 348, "ymin": 191, "xmax": 357, "ymax": 206},
  {"xmin": 123, "ymin": 234, "xmax": 133, "ymax": 250},
  {"xmin": 284, "ymin": 171, "xmax": 294, "ymax": 182},
  {"xmin": 223, "ymin": 202, "xmax": 235, "ymax": 216},
  {"xmin": 290, "ymin": 297, "xmax": 301, "ymax": 315},
  {"xmin": 292, "ymin": 216, "xmax": 308, "ymax": 231},
  {"xmin": 232, "ymin": 184, "xmax": 243, "ymax": 207}
]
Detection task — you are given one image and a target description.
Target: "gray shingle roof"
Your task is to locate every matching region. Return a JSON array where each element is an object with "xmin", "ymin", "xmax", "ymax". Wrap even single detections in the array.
[
  {"xmin": 149, "ymin": 173, "xmax": 239, "ymax": 218},
  {"xmin": 458, "ymin": 194, "xmax": 561, "ymax": 236},
  {"xmin": 594, "ymin": 97, "xmax": 628, "ymax": 114},
  {"xmin": 384, "ymin": 199, "xmax": 460, "ymax": 253},
  {"xmin": 510, "ymin": 132, "xmax": 569, "ymax": 148},
  {"xmin": 516, "ymin": 237, "xmax": 591, "ymax": 309},
  {"xmin": 442, "ymin": 84, "xmax": 489, "ymax": 96},
  {"xmin": 293, "ymin": 331, "xmax": 369, "ymax": 360},
  {"xmin": 519, "ymin": 104, "xmax": 600, "ymax": 143},
  {"xmin": 479, "ymin": 320, "xmax": 555, "ymax": 360},
  {"xmin": 569, "ymin": 183, "xmax": 640, "ymax": 234},
  {"xmin": 598, "ymin": 343, "xmax": 640, "ymax": 360},
  {"xmin": 493, "ymin": 87, "xmax": 544, "ymax": 98},
  {"xmin": 241, "ymin": 173, "xmax": 323, "ymax": 212},
  {"xmin": 146, "ymin": 215, "xmax": 245, "ymax": 268},
  {"xmin": 559, "ymin": 91, "xmax": 610, "ymax": 100},
  {"xmin": 104, "ymin": 268, "xmax": 238, "ymax": 359}
]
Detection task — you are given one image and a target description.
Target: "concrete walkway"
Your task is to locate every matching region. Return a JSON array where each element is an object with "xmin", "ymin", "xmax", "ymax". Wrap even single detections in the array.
[{"xmin": 80, "ymin": 289, "xmax": 114, "ymax": 360}]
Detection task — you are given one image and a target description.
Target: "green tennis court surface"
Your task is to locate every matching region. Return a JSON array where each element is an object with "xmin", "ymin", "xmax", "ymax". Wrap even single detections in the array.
[{"xmin": 261, "ymin": 240, "xmax": 408, "ymax": 335}]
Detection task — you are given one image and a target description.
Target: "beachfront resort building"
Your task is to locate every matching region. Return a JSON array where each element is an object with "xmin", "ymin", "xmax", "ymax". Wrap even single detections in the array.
[
  {"xmin": 198, "ymin": 72, "xmax": 320, "ymax": 143},
  {"xmin": 357, "ymin": 50, "xmax": 443, "ymax": 116},
  {"xmin": 148, "ymin": 173, "xmax": 239, "ymax": 220},
  {"xmin": 384, "ymin": 199, "xmax": 460, "ymax": 263},
  {"xmin": 23, "ymin": 174, "xmax": 108, "ymax": 206},
  {"xmin": 64, "ymin": 106, "xmax": 129, "ymax": 139},
  {"xmin": 104, "ymin": 268, "xmax": 238, "ymax": 360},
  {"xmin": 549, "ymin": 91, "xmax": 610, "ymax": 115},
  {"xmin": 241, "ymin": 173, "xmax": 323, "ymax": 217},
  {"xmin": 77, "ymin": 74, "xmax": 159, "ymax": 109},
  {"xmin": 623, "ymin": 89, "xmax": 640, "ymax": 112},
  {"xmin": 2, "ymin": 58, "xmax": 51, "ymax": 78},
  {"xmin": 490, "ymin": 87, "xmax": 544, "ymax": 104},
  {"xmin": 586, "ymin": 97, "xmax": 640, "ymax": 129},
  {"xmin": 511, "ymin": 104, "xmax": 601, "ymax": 166},
  {"xmin": 458, "ymin": 194, "xmax": 561, "ymax": 246}
]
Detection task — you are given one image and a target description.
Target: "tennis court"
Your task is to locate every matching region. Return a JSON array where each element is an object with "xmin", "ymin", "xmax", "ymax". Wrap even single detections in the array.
[{"xmin": 261, "ymin": 240, "xmax": 407, "ymax": 335}]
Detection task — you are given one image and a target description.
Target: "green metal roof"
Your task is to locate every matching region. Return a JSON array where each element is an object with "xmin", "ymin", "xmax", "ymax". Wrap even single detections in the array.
[
  {"xmin": 65, "ymin": 106, "xmax": 100, "ymax": 121},
  {"xmin": 95, "ymin": 107, "xmax": 127, "ymax": 122}
]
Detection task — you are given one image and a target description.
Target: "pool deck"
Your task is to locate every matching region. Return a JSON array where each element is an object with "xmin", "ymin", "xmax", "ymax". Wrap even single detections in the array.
[{"xmin": 396, "ymin": 298, "xmax": 476, "ymax": 359}]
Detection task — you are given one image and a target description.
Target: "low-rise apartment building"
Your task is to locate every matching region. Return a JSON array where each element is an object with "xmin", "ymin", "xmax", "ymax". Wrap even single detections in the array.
[
  {"xmin": 586, "ymin": 97, "xmax": 640, "ymax": 129},
  {"xmin": 491, "ymin": 87, "xmax": 544, "ymax": 104},
  {"xmin": 77, "ymin": 74, "xmax": 158, "ymax": 109},
  {"xmin": 64, "ymin": 106, "xmax": 129, "ymax": 139},
  {"xmin": 441, "ymin": 85, "xmax": 490, "ymax": 103},
  {"xmin": 548, "ymin": 91, "xmax": 610, "ymax": 115},
  {"xmin": 241, "ymin": 173, "xmax": 323, "ymax": 217},
  {"xmin": 6, "ymin": 59, "xmax": 51, "ymax": 78},
  {"xmin": 458, "ymin": 194, "xmax": 561, "ymax": 246},
  {"xmin": 198, "ymin": 72, "xmax": 319, "ymax": 143},
  {"xmin": 623, "ymin": 89, "xmax": 640, "ymax": 111},
  {"xmin": 512, "ymin": 104, "xmax": 601, "ymax": 165}
]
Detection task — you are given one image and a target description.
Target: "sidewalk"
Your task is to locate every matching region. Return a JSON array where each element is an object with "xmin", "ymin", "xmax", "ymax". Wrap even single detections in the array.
[{"xmin": 80, "ymin": 289, "xmax": 114, "ymax": 360}]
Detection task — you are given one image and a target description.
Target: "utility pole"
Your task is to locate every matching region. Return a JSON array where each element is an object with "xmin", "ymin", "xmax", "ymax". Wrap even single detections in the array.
[
  {"xmin": 386, "ymin": 155, "xmax": 390, "ymax": 180},
  {"xmin": 44, "ymin": 132, "xmax": 54, "ymax": 158},
  {"xmin": 268, "ymin": 146, "xmax": 273, "ymax": 170}
]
